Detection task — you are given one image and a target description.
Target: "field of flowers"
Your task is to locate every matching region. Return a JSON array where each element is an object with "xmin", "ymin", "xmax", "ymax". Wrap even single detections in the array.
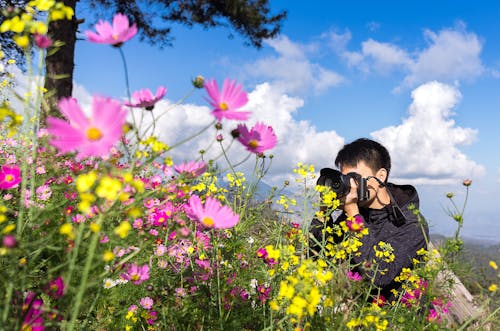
[{"xmin": 0, "ymin": 2, "xmax": 498, "ymax": 330}]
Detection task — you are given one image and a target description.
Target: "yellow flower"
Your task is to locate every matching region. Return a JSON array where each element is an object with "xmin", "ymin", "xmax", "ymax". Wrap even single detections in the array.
[
  {"xmin": 488, "ymin": 284, "xmax": 498, "ymax": 292},
  {"xmin": 489, "ymin": 261, "xmax": 498, "ymax": 270},
  {"xmin": 49, "ymin": 3, "xmax": 74, "ymax": 20},
  {"xmin": 114, "ymin": 221, "xmax": 131, "ymax": 239},
  {"xmin": 89, "ymin": 222, "xmax": 101, "ymax": 233},
  {"xmin": 102, "ymin": 250, "xmax": 115, "ymax": 262},
  {"xmin": 76, "ymin": 172, "xmax": 98, "ymax": 193},
  {"xmin": 59, "ymin": 223, "xmax": 74, "ymax": 240},
  {"xmin": 13, "ymin": 35, "xmax": 30, "ymax": 48},
  {"xmin": 29, "ymin": 0, "xmax": 56, "ymax": 11},
  {"xmin": 1, "ymin": 223, "xmax": 15, "ymax": 234},
  {"xmin": 95, "ymin": 176, "xmax": 122, "ymax": 201}
]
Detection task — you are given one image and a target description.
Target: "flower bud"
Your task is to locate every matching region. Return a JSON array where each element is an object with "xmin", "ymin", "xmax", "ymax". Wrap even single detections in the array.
[
  {"xmin": 215, "ymin": 122, "xmax": 223, "ymax": 130},
  {"xmin": 192, "ymin": 75, "xmax": 204, "ymax": 88},
  {"xmin": 230, "ymin": 128, "xmax": 240, "ymax": 139},
  {"xmin": 216, "ymin": 134, "xmax": 223, "ymax": 142},
  {"xmin": 446, "ymin": 192, "xmax": 454, "ymax": 199},
  {"xmin": 462, "ymin": 179, "xmax": 472, "ymax": 186}
]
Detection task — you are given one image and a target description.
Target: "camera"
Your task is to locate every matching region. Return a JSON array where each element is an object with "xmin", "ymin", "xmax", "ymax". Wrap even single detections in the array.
[{"xmin": 317, "ymin": 168, "xmax": 369, "ymax": 202}]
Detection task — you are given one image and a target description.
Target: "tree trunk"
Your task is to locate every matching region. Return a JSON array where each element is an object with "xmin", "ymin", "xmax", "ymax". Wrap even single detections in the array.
[{"xmin": 41, "ymin": 0, "xmax": 79, "ymax": 126}]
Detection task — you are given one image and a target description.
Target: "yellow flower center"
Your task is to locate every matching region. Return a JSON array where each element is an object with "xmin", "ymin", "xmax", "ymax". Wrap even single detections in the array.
[
  {"xmin": 219, "ymin": 102, "xmax": 228, "ymax": 110},
  {"xmin": 112, "ymin": 34, "xmax": 119, "ymax": 40},
  {"xmin": 202, "ymin": 216, "xmax": 214, "ymax": 227},
  {"xmin": 248, "ymin": 140, "xmax": 259, "ymax": 149},
  {"xmin": 86, "ymin": 127, "xmax": 102, "ymax": 141},
  {"xmin": 5, "ymin": 174, "xmax": 14, "ymax": 182},
  {"xmin": 130, "ymin": 274, "xmax": 140, "ymax": 281}
]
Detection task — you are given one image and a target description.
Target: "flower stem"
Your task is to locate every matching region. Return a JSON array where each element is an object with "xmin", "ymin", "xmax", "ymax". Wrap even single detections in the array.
[{"xmin": 67, "ymin": 214, "xmax": 104, "ymax": 330}]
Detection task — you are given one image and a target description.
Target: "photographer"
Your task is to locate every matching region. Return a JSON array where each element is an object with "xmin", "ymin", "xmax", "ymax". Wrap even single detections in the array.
[{"xmin": 309, "ymin": 138, "xmax": 429, "ymax": 303}]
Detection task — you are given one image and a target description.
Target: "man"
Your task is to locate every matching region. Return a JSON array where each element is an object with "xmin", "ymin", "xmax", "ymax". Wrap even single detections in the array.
[{"xmin": 309, "ymin": 138, "xmax": 429, "ymax": 302}]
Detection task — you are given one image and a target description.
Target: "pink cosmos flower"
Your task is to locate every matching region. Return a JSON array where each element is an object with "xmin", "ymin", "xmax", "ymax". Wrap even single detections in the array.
[
  {"xmin": 85, "ymin": 13, "xmax": 137, "ymax": 46},
  {"xmin": 235, "ymin": 122, "xmax": 277, "ymax": 154},
  {"xmin": 47, "ymin": 96, "xmax": 127, "ymax": 159},
  {"xmin": 185, "ymin": 195, "xmax": 239, "ymax": 229},
  {"xmin": 0, "ymin": 165, "xmax": 21, "ymax": 189},
  {"xmin": 174, "ymin": 161, "xmax": 207, "ymax": 178},
  {"xmin": 121, "ymin": 263, "xmax": 150, "ymax": 285},
  {"xmin": 204, "ymin": 78, "xmax": 250, "ymax": 121},
  {"xmin": 139, "ymin": 296, "xmax": 154, "ymax": 310},
  {"xmin": 126, "ymin": 86, "xmax": 167, "ymax": 110}
]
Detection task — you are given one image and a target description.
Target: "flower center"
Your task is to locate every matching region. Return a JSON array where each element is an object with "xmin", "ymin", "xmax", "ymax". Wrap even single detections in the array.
[
  {"xmin": 130, "ymin": 274, "xmax": 140, "ymax": 281},
  {"xmin": 5, "ymin": 174, "xmax": 14, "ymax": 182},
  {"xmin": 202, "ymin": 216, "xmax": 214, "ymax": 227},
  {"xmin": 248, "ymin": 140, "xmax": 259, "ymax": 149},
  {"xmin": 112, "ymin": 34, "xmax": 119, "ymax": 40},
  {"xmin": 219, "ymin": 102, "xmax": 228, "ymax": 111},
  {"xmin": 86, "ymin": 127, "xmax": 102, "ymax": 141}
]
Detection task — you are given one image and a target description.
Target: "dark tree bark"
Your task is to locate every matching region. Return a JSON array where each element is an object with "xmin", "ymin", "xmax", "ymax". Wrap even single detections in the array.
[{"xmin": 40, "ymin": 0, "xmax": 78, "ymax": 125}]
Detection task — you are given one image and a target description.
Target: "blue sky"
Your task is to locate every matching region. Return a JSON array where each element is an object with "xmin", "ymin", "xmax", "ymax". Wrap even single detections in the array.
[{"xmin": 70, "ymin": 1, "xmax": 500, "ymax": 242}]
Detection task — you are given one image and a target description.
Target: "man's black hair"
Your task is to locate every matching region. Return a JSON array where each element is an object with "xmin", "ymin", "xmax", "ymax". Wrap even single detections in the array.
[{"xmin": 334, "ymin": 138, "xmax": 391, "ymax": 182}]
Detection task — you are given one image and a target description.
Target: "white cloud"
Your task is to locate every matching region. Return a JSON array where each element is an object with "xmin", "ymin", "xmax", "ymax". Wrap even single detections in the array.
[
  {"xmin": 371, "ymin": 81, "xmax": 485, "ymax": 184},
  {"xmin": 328, "ymin": 24, "xmax": 484, "ymax": 88},
  {"xmin": 245, "ymin": 35, "xmax": 344, "ymax": 95},
  {"xmin": 403, "ymin": 27, "xmax": 484, "ymax": 86}
]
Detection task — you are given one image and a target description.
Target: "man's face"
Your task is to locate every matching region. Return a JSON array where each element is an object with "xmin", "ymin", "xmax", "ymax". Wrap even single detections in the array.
[{"xmin": 340, "ymin": 161, "xmax": 381, "ymax": 208}]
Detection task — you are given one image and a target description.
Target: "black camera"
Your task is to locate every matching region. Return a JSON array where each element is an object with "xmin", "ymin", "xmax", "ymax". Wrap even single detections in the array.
[{"xmin": 317, "ymin": 168, "xmax": 369, "ymax": 202}]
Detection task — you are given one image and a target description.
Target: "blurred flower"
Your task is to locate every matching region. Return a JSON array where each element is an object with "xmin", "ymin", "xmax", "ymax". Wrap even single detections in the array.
[
  {"xmin": 462, "ymin": 179, "xmax": 472, "ymax": 186},
  {"xmin": 489, "ymin": 261, "xmax": 498, "ymax": 270},
  {"xmin": 47, "ymin": 96, "xmax": 126, "ymax": 159},
  {"xmin": 22, "ymin": 292, "xmax": 44, "ymax": 331},
  {"xmin": 347, "ymin": 270, "xmax": 362, "ymax": 281},
  {"xmin": 204, "ymin": 78, "xmax": 250, "ymax": 121},
  {"xmin": 0, "ymin": 164, "xmax": 21, "ymax": 189},
  {"xmin": 2, "ymin": 234, "xmax": 16, "ymax": 248},
  {"xmin": 126, "ymin": 86, "xmax": 167, "ymax": 110},
  {"xmin": 185, "ymin": 195, "xmax": 239, "ymax": 229},
  {"xmin": 346, "ymin": 215, "xmax": 364, "ymax": 232},
  {"xmin": 140, "ymin": 296, "xmax": 154, "ymax": 309},
  {"xmin": 174, "ymin": 161, "xmax": 207, "ymax": 178},
  {"xmin": 34, "ymin": 33, "xmax": 52, "ymax": 48},
  {"xmin": 121, "ymin": 263, "xmax": 150, "ymax": 285},
  {"xmin": 45, "ymin": 276, "xmax": 65, "ymax": 299},
  {"xmin": 235, "ymin": 122, "xmax": 277, "ymax": 154},
  {"xmin": 85, "ymin": 13, "xmax": 137, "ymax": 47}
]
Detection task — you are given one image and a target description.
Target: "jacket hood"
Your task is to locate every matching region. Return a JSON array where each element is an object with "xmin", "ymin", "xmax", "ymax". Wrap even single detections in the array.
[{"xmin": 386, "ymin": 182, "xmax": 419, "ymax": 209}]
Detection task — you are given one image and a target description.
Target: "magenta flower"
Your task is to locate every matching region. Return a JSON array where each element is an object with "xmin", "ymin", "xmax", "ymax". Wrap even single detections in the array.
[
  {"xmin": 0, "ymin": 165, "xmax": 21, "ymax": 189},
  {"xmin": 85, "ymin": 13, "xmax": 137, "ymax": 46},
  {"xmin": 139, "ymin": 296, "xmax": 154, "ymax": 310},
  {"xmin": 121, "ymin": 263, "xmax": 150, "ymax": 285},
  {"xmin": 185, "ymin": 195, "xmax": 239, "ymax": 229},
  {"xmin": 126, "ymin": 86, "xmax": 167, "ymax": 110},
  {"xmin": 204, "ymin": 78, "xmax": 250, "ymax": 121},
  {"xmin": 45, "ymin": 276, "xmax": 65, "ymax": 299},
  {"xmin": 174, "ymin": 161, "xmax": 207, "ymax": 178},
  {"xmin": 347, "ymin": 270, "xmax": 362, "ymax": 282},
  {"xmin": 46, "ymin": 96, "xmax": 127, "ymax": 159},
  {"xmin": 236, "ymin": 122, "xmax": 277, "ymax": 154},
  {"xmin": 346, "ymin": 214, "xmax": 364, "ymax": 232},
  {"xmin": 34, "ymin": 33, "xmax": 53, "ymax": 49},
  {"xmin": 22, "ymin": 292, "xmax": 44, "ymax": 331}
]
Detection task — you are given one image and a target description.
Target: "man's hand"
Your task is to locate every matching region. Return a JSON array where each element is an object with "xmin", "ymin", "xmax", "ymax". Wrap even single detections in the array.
[{"xmin": 343, "ymin": 178, "xmax": 360, "ymax": 217}]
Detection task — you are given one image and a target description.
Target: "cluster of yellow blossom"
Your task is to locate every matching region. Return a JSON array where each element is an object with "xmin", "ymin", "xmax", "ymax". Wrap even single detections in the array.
[
  {"xmin": 270, "ymin": 258, "xmax": 333, "ymax": 322},
  {"xmin": 322, "ymin": 221, "xmax": 368, "ymax": 262},
  {"xmin": 0, "ymin": 0, "xmax": 74, "ymax": 48},
  {"xmin": 373, "ymin": 241, "xmax": 395, "ymax": 263},
  {"xmin": 315, "ymin": 185, "xmax": 340, "ymax": 210},
  {"xmin": 226, "ymin": 171, "xmax": 246, "ymax": 188},
  {"xmin": 136, "ymin": 135, "xmax": 169, "ymax": 158},
  {"xmin": 191, "ymin": 173, "xmax": 227, "ymax": 200},
  {"xmin": 293, "ymin": 162, "xmax": 315, "ymax": 181},
  {"xmin": 346, "ymin": 304, "xmax": 389, "ymax": 330},
  {"xmin": 276, "ymin": 195, "xmax": 296, "ymax": 211}
]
